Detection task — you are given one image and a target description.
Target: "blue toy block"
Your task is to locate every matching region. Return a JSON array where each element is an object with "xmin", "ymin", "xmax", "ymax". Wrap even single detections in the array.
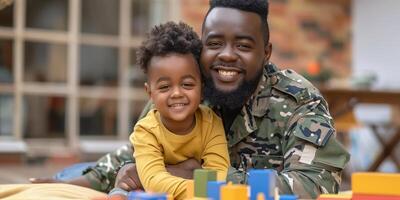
[
  {"xmin": 207, "ymin": 181, "xmax": 226, "ymax": 200},
  {"xmin": 127, "ymin": 191, "xmax": 167, "ymax": 200},
  {"xmin": 279, "ymin": 195, "xmax": 298, "ymax": 200},
  {"xmin": 248, "ymin": 169, "xmax": 275, "ymax": 200}
]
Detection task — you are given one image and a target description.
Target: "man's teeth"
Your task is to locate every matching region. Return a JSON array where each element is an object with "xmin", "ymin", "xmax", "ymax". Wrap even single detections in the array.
[{"xmin": 218, "ymin": 70, "xmax": 237, "ymax": 76}]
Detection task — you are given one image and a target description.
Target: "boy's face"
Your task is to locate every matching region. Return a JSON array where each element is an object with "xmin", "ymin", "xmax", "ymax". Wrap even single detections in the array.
[{"xmin": 145, "ymin": 53, "xmax": 202, "ymax": 130}]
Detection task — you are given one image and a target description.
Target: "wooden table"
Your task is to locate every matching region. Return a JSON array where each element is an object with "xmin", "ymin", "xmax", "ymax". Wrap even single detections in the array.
[{"xmin": 320, "ymin": 87, "xmax": 400, "ymax": 171}]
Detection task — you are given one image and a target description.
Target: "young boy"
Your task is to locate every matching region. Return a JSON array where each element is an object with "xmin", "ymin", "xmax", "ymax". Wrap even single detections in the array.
[{"xmin": 129, "ymin": 22, "xmax": 229, "ymax": 200}]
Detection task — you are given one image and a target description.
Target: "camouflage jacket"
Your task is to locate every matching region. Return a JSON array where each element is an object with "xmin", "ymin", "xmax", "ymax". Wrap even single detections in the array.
[{"xmin": 83, "ymin": 63, "xmax": 350, "ymax": 199}]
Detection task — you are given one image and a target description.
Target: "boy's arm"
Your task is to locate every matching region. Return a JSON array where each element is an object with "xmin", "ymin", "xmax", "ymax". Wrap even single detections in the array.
[
  {"xmin": 131, "ymin": 125, "xmax": 188, "ymax": 200},
  {"xmin": 201, "ymin": 115, "xmax": 230, "ymax": 180}
]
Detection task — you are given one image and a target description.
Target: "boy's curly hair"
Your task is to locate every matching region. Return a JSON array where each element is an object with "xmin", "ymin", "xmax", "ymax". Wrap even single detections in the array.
[{"xmin": 137, "ymin": 22, "xmax": 202, "ymax": 74}]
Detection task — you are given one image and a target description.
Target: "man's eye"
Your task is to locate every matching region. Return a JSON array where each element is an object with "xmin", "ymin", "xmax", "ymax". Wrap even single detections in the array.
[
  {"xmin": 237, "ymin": 44, "xmax": 251, "ymax": 50},
  {"xmin": 207, "ymin": 41, "xmax": 222, "ymax": 48}
]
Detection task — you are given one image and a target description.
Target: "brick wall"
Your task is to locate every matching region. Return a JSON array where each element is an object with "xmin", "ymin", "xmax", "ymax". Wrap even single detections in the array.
[{"xmin": 180, "ymin": 0, "xmax": 351, "ymax": 78}]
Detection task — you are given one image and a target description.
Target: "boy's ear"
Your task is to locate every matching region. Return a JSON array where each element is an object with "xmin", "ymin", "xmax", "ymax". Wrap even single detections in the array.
[{"xmin": 144, "ymin": 82, "xmax": 151, "ymax": 97}]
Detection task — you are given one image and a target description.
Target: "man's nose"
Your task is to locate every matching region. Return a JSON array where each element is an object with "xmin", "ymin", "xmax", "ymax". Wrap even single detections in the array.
[{"xmin": 217, "ymin": 44, "xmax": 238, "ymax": 62}]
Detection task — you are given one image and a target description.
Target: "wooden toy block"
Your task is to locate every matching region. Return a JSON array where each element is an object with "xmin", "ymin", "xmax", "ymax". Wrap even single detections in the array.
[
  {"xmin": 186, "ymin": 180, "xmax": 195, "ymax": 199},
  {"xmin": 194, "ymin": 169, "xmax": 217, "ymax": 198},
  {"xmin": 248, "ymin": 169, "xmax": 275, "ymax": 200},
  {"xmin": 207, "ymin": 181, "xmax": 226, "ymax": 200},
  {"xmin": 220, "ymin": 183, "xmax": 248, "ymax": 200},
  {"xmin": 317, "ymin": 193, "xmax": 352, "ymax": 200},
  {"xmin": 279, "ymin": 195, "xmax": 297, "ymax": 200},
  {"xmin": 353, "ymin": 194, "xmax": 400, "ymax": 200},
  {"xmin": 352, "ymin": 172, "xmax": 400, "ymax": 196}
]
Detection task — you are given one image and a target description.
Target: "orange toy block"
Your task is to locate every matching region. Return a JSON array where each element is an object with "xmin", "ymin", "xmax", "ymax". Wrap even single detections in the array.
[
  {"xmin": 352, "ymin": 173, "xmax": 400, "ymax": 196},
  {"xmin": 317, "ymin": 194, "xmax": 352, "ymax": 200}
]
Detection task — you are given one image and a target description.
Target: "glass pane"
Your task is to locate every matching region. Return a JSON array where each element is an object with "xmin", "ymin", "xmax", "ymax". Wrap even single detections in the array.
[
  {"xmin": 80, "ymin": 45, "xmax": 118, "ymax": 86},
  {"xmin": 129, "ymin": 48, "xmax": 145, "ymax": 87},
  {"xmin": 131, "ymin": 0, "xmax": 150, "ymax": 36},
  {"xmin": 128, "ymin": 99, "xmax": 147, "ymax": 133},
  {"xmin": 80, "ymin": 98, "xmax": 117, "ymax": 136},
  {"xmin": 23, "ymin": 95, "xmax": 66, "ymax": 138},
  {"xmin": 24, "ymin": 41, "xmax": 67, "ymax": 83},
  {"xmin": 81, "ymin": 0, "xmax": 119, "ymax": 35},
  {"xmin": 0, "ymin": 2, "xmax": 13, "ymax": 27},
  {"xmin": 0, "ymin": 39, "xmax": 13, "ymax": 83},
  {"xmin": 0, "ymin": 94, "xmax": 13, "ymax": 136},
  {"xmin": 26, "ymin": 0, "xmax": 68, "ymax": 31}
]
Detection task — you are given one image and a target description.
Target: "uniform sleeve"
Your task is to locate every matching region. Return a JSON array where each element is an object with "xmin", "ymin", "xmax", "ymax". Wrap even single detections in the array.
[
  {"xmin": 276, "ymin": 98, "xmax": 350, "ymax": 199},
  {"xmin": 82, "ymin": 101, "xmax": 154, "ymax": 192},
  {"xmin": 131, "ymin": 125, "xmax": 188, "ymax": 200},
  {"xmin": 82, "ymin": 144, "xmax": 134, "ymax": 192},
  {"xmin": 226, "ymin": 98, "xmax": 350, "ymax": 198},
  {"xmin": 201, "ymin": 115, "xmax": 230, "ymax": 181}
]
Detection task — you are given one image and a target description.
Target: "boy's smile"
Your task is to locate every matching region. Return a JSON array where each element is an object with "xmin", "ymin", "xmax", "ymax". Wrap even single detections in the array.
[{"xmin": 145, "ymin": 53, "xmax": 202, "ymax": 134}]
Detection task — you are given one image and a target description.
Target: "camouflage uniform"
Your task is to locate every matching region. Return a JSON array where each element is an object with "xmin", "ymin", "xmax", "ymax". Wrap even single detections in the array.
[{"xmin": 83, "ymin": 63, "xmax": 350, "ymax": 199}]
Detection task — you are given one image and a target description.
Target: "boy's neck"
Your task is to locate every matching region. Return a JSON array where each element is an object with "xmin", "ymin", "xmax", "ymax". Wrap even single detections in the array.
[{"xmin": 160, "ymin": 114, "xmax": 196, "ymax": 135}]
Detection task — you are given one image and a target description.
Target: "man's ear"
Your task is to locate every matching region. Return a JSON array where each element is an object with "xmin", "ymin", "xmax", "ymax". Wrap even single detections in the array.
[
  {"xmin": 144, "ymin": 82, "xmax": 151, "ymax": 97},
  {"xmin": 263, "ymin": 42, "xmax": 272, "ymax": 65}
]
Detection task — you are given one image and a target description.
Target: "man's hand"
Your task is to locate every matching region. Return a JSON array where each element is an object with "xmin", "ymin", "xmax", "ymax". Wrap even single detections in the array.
[
  {"xmin": 114, "ymin": 163, "xmax": 142, "ymax": 191},
  {"xmin": 166, "ymin": 158, "xmax": 201, "ymax": 179}
]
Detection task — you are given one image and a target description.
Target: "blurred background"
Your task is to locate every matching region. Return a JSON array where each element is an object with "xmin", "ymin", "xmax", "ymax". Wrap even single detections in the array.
[{"xmin": 0, "ymin": 0, "xmax": 399, "ymax": 189}]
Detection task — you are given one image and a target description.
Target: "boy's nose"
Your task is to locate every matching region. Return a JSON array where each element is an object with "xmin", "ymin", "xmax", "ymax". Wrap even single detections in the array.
[{"xmin": 170, "ymin": 87, "xmax": 183, "ymax": 98}]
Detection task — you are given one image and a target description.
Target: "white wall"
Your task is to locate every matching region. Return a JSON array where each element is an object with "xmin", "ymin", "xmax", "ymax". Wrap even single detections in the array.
[{"xmin": 353, "ymin": 0, "xmax": 400, "ymax": 89}]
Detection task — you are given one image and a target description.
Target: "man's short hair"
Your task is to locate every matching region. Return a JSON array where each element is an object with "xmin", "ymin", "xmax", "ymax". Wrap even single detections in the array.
[
  {"xmin": 137, "ymin": 22, "xmax": 202, "ymax": 74},
  {"xmin": 204, "ymin": 0, "xmax": 270, "ymax": 43}
]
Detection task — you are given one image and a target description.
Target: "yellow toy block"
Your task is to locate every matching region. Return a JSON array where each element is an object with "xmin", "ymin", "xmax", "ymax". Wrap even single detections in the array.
[
  {"xmin": 352, "ymin": 172, "xmax": 400, "ymax": 196},
  {"xmin": 220, "ymin": 183, "xmax": 248, "ymax": 200},
  {"xmin": 317, "ymin": 194, "xmax": 352, "ymax": 200},
  {"xmin": 186, "ymin": 180, "xmax": 194, "ymax": 199}
]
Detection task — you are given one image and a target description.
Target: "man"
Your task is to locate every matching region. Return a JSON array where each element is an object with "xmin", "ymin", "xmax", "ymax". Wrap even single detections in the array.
[{"xmin": 33, "ymin": 0, "xmax": 349, "ymax": 198}]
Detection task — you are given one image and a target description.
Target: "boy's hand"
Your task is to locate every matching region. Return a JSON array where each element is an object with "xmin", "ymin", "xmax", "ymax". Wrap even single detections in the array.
[
  {"xmin": 115, "ymin": 163, "xmax": 142, "ymax": 191},
  {"xmin": 166, "ymin": 158, "xmax": 201, "ymax": 179}
]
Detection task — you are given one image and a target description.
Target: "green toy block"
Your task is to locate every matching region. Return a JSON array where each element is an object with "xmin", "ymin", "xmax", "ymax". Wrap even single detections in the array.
[{"xmin": 194, "ymin": 169, "xmax": 217, "ymax": 197}]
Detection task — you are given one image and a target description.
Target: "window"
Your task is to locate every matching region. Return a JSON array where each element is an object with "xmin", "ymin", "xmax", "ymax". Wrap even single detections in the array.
[{"xmin": 0, "ymin": 0, "xmax": 178, "ymax": 153}]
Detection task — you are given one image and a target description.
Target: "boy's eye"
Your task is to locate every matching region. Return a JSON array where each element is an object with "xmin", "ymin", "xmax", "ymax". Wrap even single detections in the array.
[
  {"xmin": 182, "ymin": 83, "xmax": 195, "ymax": 89},
  {"xmin": 158, "ymin": 85, "xmax": 170, "ymax": 91}
]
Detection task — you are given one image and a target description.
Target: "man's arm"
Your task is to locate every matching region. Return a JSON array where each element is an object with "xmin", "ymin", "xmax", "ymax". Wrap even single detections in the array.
[{"xmin": 226, "ymin": 98, "xmax": 350, "ymax": 199}]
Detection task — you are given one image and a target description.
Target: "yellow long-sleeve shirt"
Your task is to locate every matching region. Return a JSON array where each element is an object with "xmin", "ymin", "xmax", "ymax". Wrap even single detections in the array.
[{"xmin": 130, "ymin": 105, "xmax": 229, "ymax": 200}]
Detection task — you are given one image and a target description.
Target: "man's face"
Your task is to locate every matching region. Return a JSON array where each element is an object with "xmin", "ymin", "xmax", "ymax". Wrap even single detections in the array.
[{"xmin": 201, "ymin": 7, "xmax": 271, "ymax": 96}]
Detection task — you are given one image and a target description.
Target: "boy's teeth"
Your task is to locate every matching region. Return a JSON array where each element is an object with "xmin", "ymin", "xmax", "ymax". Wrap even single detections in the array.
[{"xmin": 218, "ymin": 70, "xmax": 237, "ymax": 76}]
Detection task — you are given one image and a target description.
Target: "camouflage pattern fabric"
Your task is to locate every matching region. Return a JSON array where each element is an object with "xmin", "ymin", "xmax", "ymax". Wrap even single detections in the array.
[{"xmin": 83, "ymin": 63, "xmax": 350, "ymax": 199}]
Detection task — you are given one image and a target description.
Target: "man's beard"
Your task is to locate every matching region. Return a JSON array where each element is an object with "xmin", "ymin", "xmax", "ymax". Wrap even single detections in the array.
[{"xmin": 203, "ymin": 70, "xmax": 262, "ymax": 110}]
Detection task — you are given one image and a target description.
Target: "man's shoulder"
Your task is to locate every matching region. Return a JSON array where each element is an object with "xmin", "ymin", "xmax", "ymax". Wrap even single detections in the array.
[{"xmin": 264, "ymin": 66, "xmax": 323, "ymax": 104}]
